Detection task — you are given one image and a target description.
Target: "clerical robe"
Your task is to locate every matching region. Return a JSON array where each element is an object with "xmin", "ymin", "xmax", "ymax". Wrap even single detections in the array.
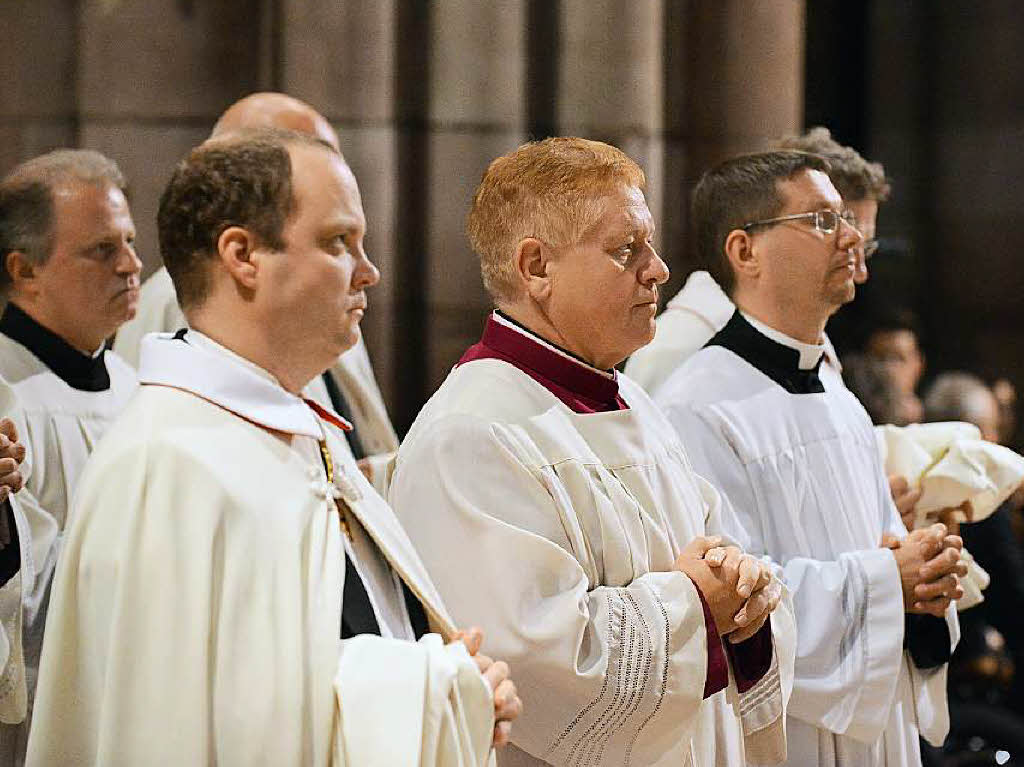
[
  {"xmin": 656, "ymin": 311, "xmax": 958, "ymax": 767},
  {"xmin": 389, "ymin": 312, "xmax": 796, "ymax": 767},
  {"xmin": 112, "ymin": 267, "xmax": 399, "ymax": 493},
  {"xmin": 0, "ymin": 303, "xmax": 135, "ymax": 765},
  {"xmin": 0, "ymin": 381, "xmax": 58, "ymax": 734},
  {"xmin": 27, "ymin": 330, "xmax": 495, "ymax": 767},
  {"xmin": 625, "ymin": 271, "xmax": 842, "ymax": 395}
]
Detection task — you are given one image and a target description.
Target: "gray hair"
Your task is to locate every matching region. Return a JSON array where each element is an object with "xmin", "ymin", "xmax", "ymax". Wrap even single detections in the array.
[
  {"xmin": 923, "ymin": 372, "xmax": 993, "ymax": 425},
  {"xmin": 0, "ymin": 150, "xmax": 126, "ymax": 294}
]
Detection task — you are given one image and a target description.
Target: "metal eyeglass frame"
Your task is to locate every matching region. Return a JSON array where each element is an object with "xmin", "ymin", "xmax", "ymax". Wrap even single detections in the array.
[{"xmin": 741, "ymin": 209, "xmax": 859, "ymax": 236}]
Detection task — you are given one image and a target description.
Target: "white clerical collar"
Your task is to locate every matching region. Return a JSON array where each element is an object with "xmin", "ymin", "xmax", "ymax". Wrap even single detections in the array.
[
  {"xmin": 137, "ymin": 329, "xmax": 350, "ymax": 439},
  {"xmin": 740, "ymin": 311, "xmax": 825, "ymax": 370},
  {"xmin": 491, "ymin": 311, "xmax": 616, "ymax": 380},
  {"xmin": 667, "ymin": 270, "xmax": 735, "ymax": 330}
]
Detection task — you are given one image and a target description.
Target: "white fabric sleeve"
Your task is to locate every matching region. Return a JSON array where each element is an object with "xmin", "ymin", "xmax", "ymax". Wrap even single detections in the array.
[
  {"xmin": 664, "ymin": 403, "xmax": 906, "ymax": 744},
  {"xmin": 334, "ymin": 634, "xmax": 495, "ymax": 766},
  {"xmin": 389, "ymin": 415, "xmax": 710, "ymax": 766}
]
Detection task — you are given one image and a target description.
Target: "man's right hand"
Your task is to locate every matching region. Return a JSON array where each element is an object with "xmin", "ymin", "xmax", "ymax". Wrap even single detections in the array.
[
  {"xmin": 891, "ymin": 523, "xmax": 966, "ymax": 617},
  {"xmin": 673, "ymin": 536, "xmax": 746, "ymax": 636}
]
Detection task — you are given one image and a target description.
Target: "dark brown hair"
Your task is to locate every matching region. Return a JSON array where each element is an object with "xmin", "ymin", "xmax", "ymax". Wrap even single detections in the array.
[
  {"xmin": 691, "ymin": 150, "xmax": 831, "ymax": 295},
  {"xmin": 157, "ymin": 128, "xmax": 333, "ymax": 309},
  {"xmin": 775, "ymin": 127, "xmax": 890, "ymax": 202}
]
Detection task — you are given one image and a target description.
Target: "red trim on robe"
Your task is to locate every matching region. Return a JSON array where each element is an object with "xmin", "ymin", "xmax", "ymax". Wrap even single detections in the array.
[{"xmin": 303, "ymin": 398, "xmax": 353, "ymax": 432}]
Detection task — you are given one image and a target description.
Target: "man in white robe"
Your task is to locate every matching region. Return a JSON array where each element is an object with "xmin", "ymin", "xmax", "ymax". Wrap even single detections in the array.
[
  {"xmin": 0, "ymin": 150, "xmax": 142, "ymax": 764},
  {"xmin": 113, "ymin": 92, "xmax": 398, "ymax": 494},
  {"xmin": 0, "ymin": 386, "xmax": 58, "ymax": 740},
  {"xmin": 655, "ymin": 150, "xmax": 965, "ymax": 766},
  {"xmin": 28, "ymin": 128, "xmax": 519, "ymax": 766},
  {"xmin": 625, "ymin": 126, "xmax": 888, "ymax": 395},
  {"xmin": 390, "ymin": 137, "xmax": 796, "ymax": 766}
]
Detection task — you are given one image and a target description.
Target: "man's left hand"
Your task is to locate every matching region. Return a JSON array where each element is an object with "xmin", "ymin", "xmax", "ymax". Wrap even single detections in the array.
[
  {"xmin": 0, "ymin": 418, "xmax": 26, "ymax": 504},
  {"xmin": 453, "ymin": 626, "xmax": 523, "ymax": 748}
]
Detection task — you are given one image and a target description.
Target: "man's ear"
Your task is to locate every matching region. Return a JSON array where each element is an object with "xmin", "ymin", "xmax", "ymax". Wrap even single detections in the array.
[
  {"xmin": 216, "ymin": 226, "xmax": 260, "ymax": 290},
  {"xmin": 4, "ymin": 251, "xmax": 38, "ymax": 296},
  {"xmin": 515, "ymin": 237, "xmax": 552, "ymax": 302},
  {"xmin": 723, "ymin": 229, "xmax": 760, "ymax": 282}
]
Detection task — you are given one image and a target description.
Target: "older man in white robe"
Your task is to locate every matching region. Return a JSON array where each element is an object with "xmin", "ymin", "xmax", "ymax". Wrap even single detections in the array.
[
  {"xmin": 113, "ymin": 92, "xmax": 398, "ymax": 494},
  {"xmin": 0, "ymin": 150, "xmax": 141, "ymax": 765},
  {"xmin": 27, "ymin": 130, "xmax": 520, "ymax": 766},
  {"xmin": 655, "ymin": 150, "xmax": 965, "ymax": 767},
  {"xmin": 389, "ymin": 137, "xmax": 796, "ymax": 767}
]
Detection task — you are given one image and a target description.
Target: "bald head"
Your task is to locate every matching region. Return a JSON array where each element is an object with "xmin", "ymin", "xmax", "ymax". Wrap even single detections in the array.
[{"xmin": 212, "ymin": 92, "xmax": 340, "ymax": 152}]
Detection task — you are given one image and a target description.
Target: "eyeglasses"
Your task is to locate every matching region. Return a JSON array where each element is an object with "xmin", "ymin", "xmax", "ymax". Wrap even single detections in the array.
[{"xmin": 742, "ymin": 209, "xmax": 859, "ymax": 236}]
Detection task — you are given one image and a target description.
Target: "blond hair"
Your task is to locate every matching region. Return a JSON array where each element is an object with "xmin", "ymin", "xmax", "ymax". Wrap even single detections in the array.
[{"xmin": 467, "ymin": 137, "xmax": 645, "ymax": 302}]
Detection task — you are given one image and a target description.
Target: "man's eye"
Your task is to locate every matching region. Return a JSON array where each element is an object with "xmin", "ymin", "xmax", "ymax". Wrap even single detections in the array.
[{"xmin": 614, "ymin": 244, "xmax": 634, "ymax": 261}]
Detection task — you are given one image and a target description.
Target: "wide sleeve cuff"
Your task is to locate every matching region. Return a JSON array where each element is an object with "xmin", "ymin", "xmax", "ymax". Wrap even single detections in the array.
[
  {"xmin": 725, "ymin": 616, "xmax": 774, "ymax": 693},
  {"xmin": 690, "ymin": 578, "xmax": 729, "ymax": 699}
]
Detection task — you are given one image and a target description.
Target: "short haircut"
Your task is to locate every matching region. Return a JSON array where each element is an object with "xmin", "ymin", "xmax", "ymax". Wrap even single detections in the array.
[
  {"xmin": 690, "ymin": 150, "xmax": 830, "ymax": 295},
  {"xmin": 923, "ymin": 372, "xmax": 993, "ymax": 425},
  {"xmin": 467, "ymin": 137, "xmax": 646, "ymax": 303},
  {"xmin": 157, "ymin": 128, "xmax": 335, "ymax": 310},
  {"xmin": 0, "ymin": 149, "xmax": 126, "ymax": 295},
  {"xmin": 775, "ymin": 126, "xmax": 890, "ymax": 202}
]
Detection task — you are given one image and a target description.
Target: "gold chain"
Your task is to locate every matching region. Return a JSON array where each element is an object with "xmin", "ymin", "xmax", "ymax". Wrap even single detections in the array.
[{"xmin": 319, "ymin": 439, "xmax": 353, "ymax": 541}]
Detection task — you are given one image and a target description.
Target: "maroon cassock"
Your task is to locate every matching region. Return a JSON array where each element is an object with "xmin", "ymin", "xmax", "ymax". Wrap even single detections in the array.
[{"xmin": 460, "ymin": 311, "xmax": 773, "ymax": 697}]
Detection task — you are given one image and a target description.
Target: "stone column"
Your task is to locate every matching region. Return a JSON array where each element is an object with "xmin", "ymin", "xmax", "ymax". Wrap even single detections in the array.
[
  {"xmin": 280, "ymin": 0, "xmax": 400, "ymax": 409},
  {"xmin": 0, "ymin": 1, "xmax": 78, "ymax": 175},
  {"xmin": 76, "ymin": 0, "xmax": 263, "ymax": 276}
]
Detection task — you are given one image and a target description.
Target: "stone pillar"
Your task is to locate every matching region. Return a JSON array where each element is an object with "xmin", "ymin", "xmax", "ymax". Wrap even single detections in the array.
[
  {"xmin": 76, "ymin": 0, "xmax": 263, "ymax": 276},
  {"xmin": 280, "ymin": 0, "xmax": 400, "ymax": 410},
  {"xmin": 0, "ymin": 1, "xmax": 78, "ymax": 175},
  {"xmin": 422, "ymin": 0, "xmax": 527, "ymax": 412},
  {"xmin": 661, "ymin": 0, "xmax": 804, "ymax": 298}
]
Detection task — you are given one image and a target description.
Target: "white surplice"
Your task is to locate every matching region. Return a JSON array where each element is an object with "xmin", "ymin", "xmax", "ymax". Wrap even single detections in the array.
[
  {"xmin": 0, "ymin": 381, "xmax": 58, "ymax": 734},
  {"xmin": 0, "ymin": 333, "xmax": 136, "ymax": 765},
  {"xmin": 656, "ymin": 321, "xmax": 957, "ymax": 767},
  {"xmin": 113, "ymin": 267, "xmax": 399, "ymax": 493},
  {"xmin": 26, "ymin": 330, "xmax": 495, "ymax": 767},
  {"xmin": 389, "ymin": 354, "xmax": 796, "ymax": 767}
]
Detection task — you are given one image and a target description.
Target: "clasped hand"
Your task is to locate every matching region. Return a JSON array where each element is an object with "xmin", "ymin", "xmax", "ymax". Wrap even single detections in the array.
[
  {"xmin": 674, "ymin": 536, "xmax": 781, "ymax": 645},
  {"xmin": 888, "ymin": 522, "xmax": 967, "ymax": 617},
  {"xmin": 0, "ymin": 418, "xmax": 26, "ymax": 503},
  {"xmin": 452, "ymin": 627, "xmax": 522, "ymax": 748}
]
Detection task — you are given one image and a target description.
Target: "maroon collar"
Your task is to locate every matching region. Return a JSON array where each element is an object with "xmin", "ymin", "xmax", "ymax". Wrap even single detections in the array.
[{"xmin": 458, "ymin": 313, "xmax": 628, "ymax": 414}]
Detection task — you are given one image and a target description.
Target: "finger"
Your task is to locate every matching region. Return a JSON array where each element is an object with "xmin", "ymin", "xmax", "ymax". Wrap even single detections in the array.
[
  {"xmin": 728, "ymin": 612, "xmax": 769, "ymax": 644},
  {"xmin": 11, "ymin": 443, "xmax": 24, "ymax": 465},
  {"xmin": 493, "ymin": 679, "xmax": 520, "ymax": 720},
  {"xmin": 942, "ymin": 535, "xmax": 963, "ymax": 552},
  {"xmin": 473, "ymin": 652, "xmax": 493, "ymax": 675},
  {"xmin": 719, "ymin": 547, "xmax": 743, "ymax": 585},
  {"xmin": 754, "ymin": 561, "xmax": 772, "ymax": 591},
  {"xmin": 913, "ymin": 597, "xmax": 953, "ymax": 617},
  {"xmin": 0, "ymin": 472, "xmax": 23, "ymax": 495},
  {"xmin": 0, "ymin": 458, "xmax": 17, "ymax": 476},
  {"xmin": 684, "ymin": 536, "xmax": 723, "ymax": 557},
  {"xmin": 483, "ymin": 660, "xmax": 510, "ymax": 692},
  {"xmin": 0, "ymin": 419, "xmax": 15, "ymax": 442},
  {"xmin": 888, "ymin": 474, "xmax": 909, "ymax": 496},
  {"xmin": 914, "ymin": 575, "xmax": 959, "ymax": 601},
  {"xmin": 920, "ymin": 548, "xmax": 962, "ymax": 581},
  {"xmin": 736, "ymin": 556, "xmax": 760, "ymax": 598},
  {"xmin": 492, "ymin": 720, "xmax": 512, "ymax": 748},
  {"xmin": 704, "ymin": 546, "xmax": 727, "ymax": 567},
  {"xmin": 896, "ymin": 487, "xmax": 922, "ymax": 514}
]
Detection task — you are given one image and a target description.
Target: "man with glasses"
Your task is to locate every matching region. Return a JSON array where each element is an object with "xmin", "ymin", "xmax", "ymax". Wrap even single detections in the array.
[
  {"xmin": 625, "ymin": 127, "xmax": 888, "ymax": 394},
  {"xmin": 653, "ymin": 151, "xmax": 963, "ymax": 766}
]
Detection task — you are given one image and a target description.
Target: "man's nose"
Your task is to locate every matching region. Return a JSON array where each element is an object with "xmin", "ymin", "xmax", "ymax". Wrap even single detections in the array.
[
  {"xmin": 354, "ymin": 249, "xmax": 380, "ymax": 290},
  {"xmin": 640, "ymin": 249, "xmax": 670, "ymax": 286},
  {"xmin": 838, "ymin": 218, "xmax": 863, "ymax": 251},
  {"xmin": 117, "ymin": 243, "xmax": 143, "ymax": 275}
]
